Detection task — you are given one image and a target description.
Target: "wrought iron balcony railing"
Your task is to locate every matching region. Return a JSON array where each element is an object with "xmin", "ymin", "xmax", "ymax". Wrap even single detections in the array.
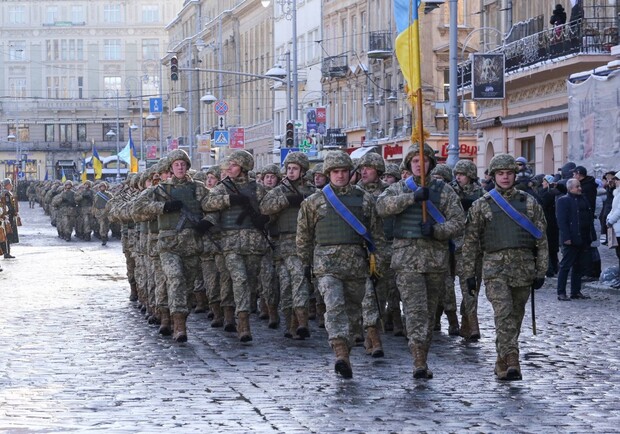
[
  {"xmin": 458, "ymin": 19, "xmax": 619, "ymax": 88},
  {"xmin": 368, "ymin": 31, "xmax": 393, "ymax": 59},
  {"xmin": 321, "ymin": 54, "xmax": 349, "ymax": 79}
]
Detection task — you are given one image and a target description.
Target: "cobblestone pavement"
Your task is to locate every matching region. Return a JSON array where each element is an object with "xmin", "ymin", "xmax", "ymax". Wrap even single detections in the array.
[{"xmin": 0, "ymin": 205, "xmax": 618, "ymax": 433}]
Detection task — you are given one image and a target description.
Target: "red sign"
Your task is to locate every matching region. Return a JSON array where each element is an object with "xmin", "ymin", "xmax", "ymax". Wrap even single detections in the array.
[
  {"xmin": 440, "ymin": 143, "xmax": 478, "ymax": 158},
  {"xmin": 146, "ymin": 145, "xmax": 157, "ymax": 159},
  {"xmin": 316, "ymin": 107, "xmax": 326, "ymax": 123},
  {"xmin": 383, "ymin": 144, "xmax": 403, "ymax": 160},
  {"xmin": 168, "ymin": 138, "xmax": 179, "ymax": 152},
  {"xmin": 229, "ymin": 127, "xmax": 245, "ymax": 149}
]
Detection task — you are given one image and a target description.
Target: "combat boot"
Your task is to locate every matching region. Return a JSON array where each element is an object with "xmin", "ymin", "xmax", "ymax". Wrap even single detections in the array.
[
  {"xmin": 194, "ymin": 291, "xmax": 208, "ymax": 314},
  {"xmin": 494, "ymin": 355, "xmax": 509, "ymax": 380},
  {"xmin": 237, "ymin": 311, "xmax": 253, "ymax": 342},
  {"xmin": 434, "ymin": 305, "xmax": 443, "ymax": 331},
  {"xmin": 467, "ymin": 313, "xmax": 481, "ymax": 341},
  {"xmin": 158, "ymin": 308, "xmax": 172, "ymax": 336},
  {"xmin": 294, "ymin": 307, "xmax": 310, "ymax": 339},
  {"xmin": 308, "ymin": 299, "xmax": 317, "ymax": 320},
  {"xmin": 267, "ymin": 304, "xmax": 280, "ymax": 329},
  {"xmin": 446, "ymin": 311, "xmax": 460, "ymax": 336},
  {"xmin": 365, "ymin": 326, "xmax": 384, "ymax": 358},
  {"xmin": 101, "ymin": 235, "xmax": 108, "ymax": 246},
  {"xmin": 209, "ymin": 302, "xmax": 224, "ymax": 328},
  {"xmin": 258, "ymin": 297, "xmax": 269, "ymax": 320},
  {"xmin": 172, "ymin": 312, "xmax": 188, "ymax": 343},
  {"xmin": 129, "ymin": 282, "xmax": 138, "ymax": 302},
  {"xmin": 316, "ymin": 303, "xmax": 326, "ymax": 328},
  {"xmin": 505, "ymin": 353, "xmax": 522, "ymax": 381},
  {"xmin": 392, "ymin": 310, "xmax": 405, "ymax": 337},
  {"xmin": 223, "ymin": 306, "xmax": 237, "ymax": 332},
  {"xmin": 459, "ymin": 314, "xmax": 470, "ymax": 339},
  {"xmin": 331, "ymin": 338, "xmax": 353, "ymax": 379},
  {"xmin": 411, "ymin": 344, "xmax": 433, "ymax": 379}
]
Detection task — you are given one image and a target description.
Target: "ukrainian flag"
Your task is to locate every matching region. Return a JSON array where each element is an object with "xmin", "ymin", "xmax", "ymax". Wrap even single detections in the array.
[
  {"xmin": 92, "ymin": 148, "xmax": 103, "ymax": 180},
  {"xmin": 61, "ymin": 167, "xmax": 66, "ymax": 183},
  {"xmin": 394, "ymin": 0, "xmax": 422, "ymax": 100},
  {"xmin": 128, "ymin": 129, "xmax": 139, "ymax": 173}
]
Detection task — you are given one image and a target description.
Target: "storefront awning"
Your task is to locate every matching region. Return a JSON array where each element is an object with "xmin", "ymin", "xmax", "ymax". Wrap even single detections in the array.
[
  {"xmin": 501, "ymin": 105, "xmax": 568, "ymax": 128},
  {"xmin": 349, "ymin": 146, "xmax": 378, "ymax": 159}
]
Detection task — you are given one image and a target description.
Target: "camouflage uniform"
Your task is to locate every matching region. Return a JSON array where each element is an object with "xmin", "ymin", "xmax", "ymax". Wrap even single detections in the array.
[
  {"xmin": 376, "ymin": 144, "xmax": 465, "ymax": 379},
  {"xmin": 92, "ymin": 182, "xmax": 113, "ymax": 245},
  {"xmin": 297, "ymin": 151, "xmax": 385, "ymax": 378},
  {"xmin": 51, "ymin": 180, "xmax": 78, "ymax": 241},
  {"xmin": 74, "ymin": 181, "xmax": 94, "ymax": 240},
  {"xmin": 462, "ymin": 154, "xmax": 548, "ymax": 381},
  {"xmin": 202, "ymin": 150, "xmax": 270, "ymax": 342},
  {"xmin": 450, "ymin": 159, "xmax": 485, "ymax": 340},
  {"xmin": 260, "ymin": 153, "xmax": 316, "ymax": 337}
]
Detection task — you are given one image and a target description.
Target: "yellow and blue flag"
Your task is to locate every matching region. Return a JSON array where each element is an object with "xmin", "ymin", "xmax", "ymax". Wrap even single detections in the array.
[
  {"xmin": 61, "ymin": 167, "xmax": 66, "ymax": 183},
  {"xmin": 128, "ymin": 129, "xmax": 139, "ymax": 173},
  {"xmin": 394, "ymin": 0, "xmax": 422, "ymax": 100},
  {"xmin": 81, "ymin": 161, "xmax": 87, "ymax": 182},
  {"xmin": 92, "ymin": 148, "xmax": 103, "ymax": 180}
]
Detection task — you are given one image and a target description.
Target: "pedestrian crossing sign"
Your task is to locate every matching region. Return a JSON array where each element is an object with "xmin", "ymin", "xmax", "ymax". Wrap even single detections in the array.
[{"xmin": 213, "ymin": 130, "xmax": 229, "ymax": 147}]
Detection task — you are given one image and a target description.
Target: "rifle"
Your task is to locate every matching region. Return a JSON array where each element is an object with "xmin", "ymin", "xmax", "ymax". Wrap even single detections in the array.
[
  {"xmin": 219, "ymin": 176, "xmax": 274, "ymax": 249},
  {"xmin": 369, "ymin": 273, "xmax": 384, "ymax": 333},
  {"xmin": 531, "ymin": 285, "xmax": 537, "ymax": 335}
]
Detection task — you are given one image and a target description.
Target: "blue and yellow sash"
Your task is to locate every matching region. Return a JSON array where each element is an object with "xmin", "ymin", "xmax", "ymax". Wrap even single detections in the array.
[
  {"xmin": 488, "ymin": 189, "xmax": 543, "ymax": 239},
  {"xmin": 404, "ymin": 176, "xmax": 446, "ymax": 224}
]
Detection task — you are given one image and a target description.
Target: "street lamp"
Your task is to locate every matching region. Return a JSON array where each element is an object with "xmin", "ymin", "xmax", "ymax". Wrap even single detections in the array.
[{"xmin": 200, "ymin": 93, "xmax": 217, "ymax": 104}]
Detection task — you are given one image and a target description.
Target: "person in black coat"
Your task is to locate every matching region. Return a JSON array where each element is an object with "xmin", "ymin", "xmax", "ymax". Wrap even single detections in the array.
[
  {"xmin": 539, "ymin": 175, "xmax": 561, "ymax": 276},
  {"xmin": 572, "ymin": 166, "xmax": 600, "ymax": 278},
  {"xmin": 550, "ymin": 4, "xmax": 567, "ymax": 26},
  {"xmin": 556, "ymin": 178, "xmax": 593, "ymax": 300},
  {"xmin": 599, "ymin": 171, "xmax": 616, "ymax": 243}
]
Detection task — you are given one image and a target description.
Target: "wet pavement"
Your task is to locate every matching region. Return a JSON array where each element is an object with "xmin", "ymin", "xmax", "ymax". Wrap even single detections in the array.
[{"xmin": 0, "ymin": 204, "xmax": 619, "ymax": 433}]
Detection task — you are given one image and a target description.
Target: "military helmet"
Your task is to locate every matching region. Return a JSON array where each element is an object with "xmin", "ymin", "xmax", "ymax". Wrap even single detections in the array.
[
  {"xmin": 156, "ymin": 156, "xmax": 172, "ymax": 174},
  {"xmin": 261, "ymin": 163, "xmax": 282, "ymax": 178},
  {"xmin": 283, "ymin": 151, "xmax": 310, "ymax": 172},
  {"xmin": 357, "ymin": 152, "xmax": 385, "ymax": 175},
  {"xmin": 453, "ymin": 159, "xmax": 478, "ymax": 180},
  {"xmin": 64, "ymin": 180, "xmax": 74, "ymax": 187},
  {"xmin": 384, "ymin": 163, "xmax": 401, "ymax": 180},
  {"xmin": 82, "ymin": 180, "xmax": 93, "ymax": 188},
  {"xmin": 403, "ymin": 142, "xmax": 437, "ymax": 172},
  {"xmin": 98, "ymin": 181, "xmax": 109, "ymax": 190},
  {"xmin": 488, "ymin": 153, "xmax": 518, "ymax": 175},
  {"xmin": 228, "ymin": 150, "xmax": 254, "ymax": 172},
  {"xmin": 205, "ymin": 165, "xmax": 221, "ymax": 179},
  {"xmin": 323, "ymin": 151, "xmax": 353, "ymax": 175},
  {"xmin": 192, "ymin": 170, "xmax": 206, "ymax": 182},
  {"xmin": 431, "ymin": 164, "xmax": 453, "ymax": 183},
  {"xmin": 313, "ymin": 163, "xmax": 324, "ymax": 174},
  {"xmin": 167, "ymin": 149, "xmax": 191, "ymax": 169}
]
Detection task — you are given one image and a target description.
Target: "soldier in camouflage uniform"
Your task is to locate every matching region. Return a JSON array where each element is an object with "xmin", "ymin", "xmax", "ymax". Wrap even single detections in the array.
[
  {"xmin": 428, "ymin": 164, "xmax": 460, "ymax": 336},
  {"xmin": 202, "ymin": 150, "xmax": 270, "ymax": 342},
  {"xmin": 382, "ymin": 163, "xmax": 401, "ymax": 186},
  {"xmin": 297, "ymin": 151, "xmax": 385, "ymax": 379},
  {"xmin": 75, "ymin": 180, "xmax": 94, "ymax": 240},
  {"xmin": 376, "ymin": 143, "xmax": 465, "ymax": 379},
  {"xmin": 312, "ymin": 163, "xmax": 327, "ymax": 189},
  {"xmin": 356, "ymin": 152, "xmax": 391, "ymax": 357},
  {"xmin": 46, "ymin": 181, "xmax": 63, "ymax": 228},
  {"xmin": 462, "ymin": 154, "xmax": 548, "ymax": 381},
  {"xmin": 450, "ymin": 159, "xmax": 485, "ymax": 341},
  {"xmin": 51, "ymin": 180, "xmax": 78, "ymax": 241},
  {"xmin": 261, "ymin": 153, "xmax": 316, "ymax": 338},
  {"xmin": 92, "ymin": 182, "xmax": 113, "ymax": 245},
  {"xmin": 133, "ymin": 150, "xmax": 209, "ymax": 342}
]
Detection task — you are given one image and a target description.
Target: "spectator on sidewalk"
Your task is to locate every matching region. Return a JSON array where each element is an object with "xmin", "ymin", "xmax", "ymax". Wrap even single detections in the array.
[
  {"xmin": 573, "ymin": 166, "xmax": 600, "ymax": 280},
  {"xmin": 556, "ymin": 178, "xmax": 593, "ymax": 300},
  {"xmin": 605, "ymin": 171, "xmax": 620, "ymax": 289},
  {"xmin": 539, "ymin": 175, "xmax": 561, "ymax": 276},
  {"xmin": 600, "ymin": 171, "xmax": 616, "ymax": 244}
]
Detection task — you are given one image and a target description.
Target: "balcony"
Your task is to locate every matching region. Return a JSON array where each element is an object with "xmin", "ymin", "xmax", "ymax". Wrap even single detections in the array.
[
  {"xmin": 368, "ymin": 31, "xmax": 393, "ymax": 59},
  {"xmin": 321, "ymin": 54, "xmax": 349, "ymax": 79},
  {"xmin": 458, "ymin": 19, "xmax": 619, "ymax": 88}
]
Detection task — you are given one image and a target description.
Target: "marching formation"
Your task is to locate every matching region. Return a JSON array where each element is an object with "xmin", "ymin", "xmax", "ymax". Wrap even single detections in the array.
[{"xmin": 31, "ymin": 144, "xmax": 549, "ymax": 382}]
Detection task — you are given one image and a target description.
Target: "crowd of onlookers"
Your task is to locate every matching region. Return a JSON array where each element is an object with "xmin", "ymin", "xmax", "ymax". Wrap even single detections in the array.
[{"xmin": 481, "ymin": 159, "xmax": 620, "ymax": 297}]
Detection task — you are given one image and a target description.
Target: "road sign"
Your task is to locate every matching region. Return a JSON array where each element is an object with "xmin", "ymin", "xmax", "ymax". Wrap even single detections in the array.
[
  {"xmin": 213, "ymin": 130, "xmax": 229, "ymax": 147},
  {"xmin": 217, "ymin": 115, "xmax": 226, "ymax": 129},
  {"xmin": 17, "ymin": 170, "xmax": 25, "ymax": 180},
  {"xmin": 229, "ymin": 127, "xmax": 245, "ymax": 149},
  {"xmin": 197, "ymin": 134, "xmax": 211, "ymax": 153},
  {"xmin": 214, "ymin": 100, "xmax": 229, "ymax": 115},
  {"xmin": 294, "ymin": 120, "xmax": 303, "ymax": 128},
  {"xmin": 149, "ymin": 97, "xmax": 163, "ymax": 113}
]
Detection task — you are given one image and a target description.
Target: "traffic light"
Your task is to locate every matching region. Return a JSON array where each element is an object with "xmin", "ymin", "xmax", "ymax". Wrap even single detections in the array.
[
  {"xmin": 170, "ymin": 56, "xmax": 179, "ymax": 81},
  {"xmin": 285, "ymin": 120, "xmax": 294, "ymax": 148}
]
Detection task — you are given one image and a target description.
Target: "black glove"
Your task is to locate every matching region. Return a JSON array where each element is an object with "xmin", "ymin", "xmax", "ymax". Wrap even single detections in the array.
[
  {"xmin": 163, "ymin": 200, "xmax": 183, "ymax": 213},
  {"xmin": 420, "ymin": 221, "xmax": 434, "ymax": 238},
  {"xmin": 461, "ymin": 198, "xmax": 474, "ymax": 212},
  {"xmin": 304, "ymin": 265, "xmax": 313, "ymax": 280},
  {"xmin": 229, "ymin": 194, "xmax": 250, "ymax": 206},
  {"xmin": 195, "ymin": 219, "xmax": 214, "ymax": 234},
  {"xmin": 532, "ymin": 277, "xmax": 545, "ymax": 290},
  {"xmin": 287, "ymin": 195, "xmax": 304, "ymax": 207},
  {"xmin": 413, "ymin": 187, "xmax": 429, "ymax": 202},
  {"xmin": 466, "ymin": 277, "xmax": 477, "ymax": 297},
  {"xmin": 251, "ymin": 214, "xmax": 270, "ymax": 229}
]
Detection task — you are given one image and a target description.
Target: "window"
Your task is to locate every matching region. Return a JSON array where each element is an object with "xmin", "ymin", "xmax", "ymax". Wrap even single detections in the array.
[
  {"xmin": 77, "ymin": 124, "xmax": 87, "ymax": 141},
  {"xmin": 297, "ymin": 34, "xmax": 305, "ymax": 65},
  {"xmin": 9, "ymin": 6, "xmax": 26, "ymax": 24},
  {"xmin": 307, "ymin": 28, "xmax": 319, "ymax": 62},
  {"xmin": 361, "ymin": 12, "xmax": 367, "ymax": 51},
  {"xmin": 351, "ymin": 16, "xmax": 357, "ymax": 53},
  {"xmin": 104, "ymin": 40, "xmax": 121, "ymax": 60},
  {"xmin": 142, "ymin": 5, "xmax": 160, "ymax": 23},
  {"xmin": 520, "ymin": 137, "xmax": 536, "ymax": 163},
  {"xmin": 9, "ymin": 78, "xmax": 27, "ymax": 98},
  {"xmin": 46, "ymin": 6, "xmax": 59, "ymax": 24},
  {"xmin": 142, "ymin": 39, "xmax": 159, "ymax": 60},
  {"xmin": 45, "ymin": 125, "xmax": 55, "ymax": 142},
  {"xmin": 59, "ymin": 124, "xmax": 72, "ymax": 142},
  {"xmin": 104, "ymin": 4, "xmax": 122, "ymax": 23},
  {"xmin": 341, "ymin": 19, "xmax": 348, "ymax": 53},
  {"xmin": 72, "ymin": 5, "xmax": 85, "ymax": 23},
  {"xmin": 443, "ymin": 69, "xmax": 450, "ymax": 101},
  {"xmin": 9, "ymin": 42, "xmax": 26, "ymax": 61},
  {"xmin": 104, "ymin": 76, "xmax": 122, "ymax": 93}
]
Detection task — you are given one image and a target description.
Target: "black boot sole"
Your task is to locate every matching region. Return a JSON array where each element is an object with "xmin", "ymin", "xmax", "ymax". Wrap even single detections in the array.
[{"xmin": 335, "ymin": 360, "xmax": 353, "ymax": 379}]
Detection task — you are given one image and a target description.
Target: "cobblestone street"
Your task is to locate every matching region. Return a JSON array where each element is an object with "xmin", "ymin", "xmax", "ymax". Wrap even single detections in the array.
[{"xmin": 0, "ymin": 204, "xmax": 618, "ymax": 433}]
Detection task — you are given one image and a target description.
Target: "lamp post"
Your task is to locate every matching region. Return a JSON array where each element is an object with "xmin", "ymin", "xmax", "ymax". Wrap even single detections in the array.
[{"xmin": 262, "ymin": 0, "xmax": 298, "ymax": 144}]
